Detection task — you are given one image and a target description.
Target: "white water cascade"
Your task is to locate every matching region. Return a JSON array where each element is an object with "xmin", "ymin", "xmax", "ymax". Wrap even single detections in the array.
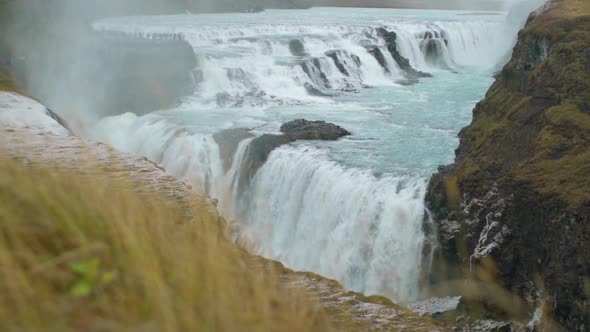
[
  {"xmin": 241, "ymin": 146, "xmax": 428, "ymax": 300},
  {"xmin": 94, "ymin": 113, "xmax": 430, "ymax": 300},
  {"xmin": 91, "ymin": 8, "xmax": 522, "ymax": 303},
  {"xmin": 94, "ymin": 8, "xmax": 517, "ymax": 108}
]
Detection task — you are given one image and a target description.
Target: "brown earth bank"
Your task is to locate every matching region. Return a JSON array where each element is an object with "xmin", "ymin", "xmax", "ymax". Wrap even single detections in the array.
[{"xmin": 425, "ymin": 0, "xmax": 590, "ymax": 330}]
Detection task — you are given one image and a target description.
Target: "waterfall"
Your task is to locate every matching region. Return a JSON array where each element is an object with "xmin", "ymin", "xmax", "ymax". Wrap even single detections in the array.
[
  {"xmin": 93, "ymin": 115, "xmax": 429, "ymax": 301},
  {"xmin": 239, "ymin": 146, "xmax": 428, "ymax": 301},
  {"xmin": 90, "ymin": 8, "xmax": 520, "ymax": 303},
  {"xmin": 218, "ymin": 137, "xmax": 255, "ymax": 220},
  {"xmin": 91, "ymin": 113, "xmax": 224, "ymax": 194},
  {"xmin": 94, "ymin": 10, "xmax": 513, "ymax": 107}
]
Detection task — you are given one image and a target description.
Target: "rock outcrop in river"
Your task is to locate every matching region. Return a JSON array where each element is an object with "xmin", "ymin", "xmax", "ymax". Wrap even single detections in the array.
[
  {"xmin": 425, "ymin": 0, "xmax": 590, "ymax": 330},
  {"xmin": 280, "ymin": 119, "xmax": 351, "ymax": 140},
  {"xmin": 215, "ymin": 119, "xmax": 351, "ymax": 191},
  {"xmin": 375, "ymin": 28, "xmax": 432, "ymax": 80}
]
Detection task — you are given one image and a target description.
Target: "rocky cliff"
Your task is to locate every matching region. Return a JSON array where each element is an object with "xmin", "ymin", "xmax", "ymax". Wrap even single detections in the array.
[{"xmin": 426, "ymin": 0, "xmax": 590, "ymax": 330}]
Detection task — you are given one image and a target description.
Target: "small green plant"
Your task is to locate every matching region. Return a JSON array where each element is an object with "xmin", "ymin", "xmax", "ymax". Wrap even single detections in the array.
[{"xmin": 69, "ymin": 258, "xmax": 117, "ymax": 297}]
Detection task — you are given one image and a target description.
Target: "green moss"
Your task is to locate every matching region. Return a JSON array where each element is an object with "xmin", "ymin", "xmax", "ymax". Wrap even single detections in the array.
[
  {"xmin": 457, "ymin": 161, "xmax": 483, "ymax": 182},
  {"xmin": 427, "ymin": 2, "xmax": 590, "ymax": 328},
  {"xmin": 544, "ymin": 103, "xmax": 590, "ymax": 129},
  {"xmin": 441, "ymin": 5, "xmax": 590, "ymax": 212},
  {"xmin": 515, "ymin": 151, "xmax": 590, "ymax": 209},
  {"xmin": 543, "ymin": 0, "xmax": 590, "ymax": 18},
  {"xmin": 535, "ymin": 127, "xmax": 565, "ymax": 157},
  {"xmin": 464, "ymin": 89, "xmax": 531, "ymax": 151},
  {"xmin": 528, "ymin": 17, "xmax": 590, "ymax": 102},
  {"xmin": 513, "ymin": 103, "xmax": 590, "ymax": 208}
]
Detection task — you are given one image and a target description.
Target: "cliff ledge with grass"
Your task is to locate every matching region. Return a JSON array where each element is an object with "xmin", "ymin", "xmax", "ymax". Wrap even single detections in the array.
[{"xmin": 426, "ymin": 0, "xmax": 590, "ymax": 329}]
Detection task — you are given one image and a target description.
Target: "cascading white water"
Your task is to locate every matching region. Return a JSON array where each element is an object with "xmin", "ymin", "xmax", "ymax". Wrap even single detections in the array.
[
  {"xmin": 91, "ymin": 8, "xmax": 524, "ymax": 303},
  {"xmin": 239, "ymin": 146, "xmax": 428, "ymax": 300},
  {"xmin": 94, "ymin": 8, "xmax": 515, "ymax": 107},
  {"xmin": 94, "ymin": 113, "xmax": 430, "ymax": 300},
  {"xmin": 92, "ymin": 113, "xmax": 224, "ymax": 194},
  {"xmin": 218, "ymin": 137, "xmax": 255, "ymax": 219}
]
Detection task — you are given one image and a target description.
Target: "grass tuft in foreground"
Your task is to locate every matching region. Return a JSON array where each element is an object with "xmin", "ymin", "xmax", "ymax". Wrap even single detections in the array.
[{"xmin": 0, "ymin": 155, "xmax": 334, "ymax": 332}]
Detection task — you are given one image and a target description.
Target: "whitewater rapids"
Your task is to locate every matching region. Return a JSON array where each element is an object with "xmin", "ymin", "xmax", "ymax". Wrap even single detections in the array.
[{"xmin": 91, "ymin": 7, "xmax": 525, "ymax": 302}]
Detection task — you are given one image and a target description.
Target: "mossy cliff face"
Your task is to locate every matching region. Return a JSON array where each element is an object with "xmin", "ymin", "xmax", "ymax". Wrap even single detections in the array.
[{"xmin": 426, "ymin": 0, "xmax": 590, "ymax": 329}]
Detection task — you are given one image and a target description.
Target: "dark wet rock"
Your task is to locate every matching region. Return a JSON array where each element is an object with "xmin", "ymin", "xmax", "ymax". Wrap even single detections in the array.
[
  {"xmin": 215, "ymin": 92, "xmax": 232, "ymax": 106},
  {"xmin": 289, "ymin": 39, "xmax": 307, "ymax": 56},
  {"xmin": 280, "ymin": 119, "xmax": 351, "ymax": 141},
  {"xmin": 420, "ymin": 35, "xmax": 454, "ymax": 70},
  {"xmin": 45, "ymin": 108, "xmax": 71, "ymax": 134},
  {"xmin": 395, "ymin": 78, "xmax": 420, "ymax": 86},
  {"xmin": 213, "ymin": 128, "xmax": 254, "ymax": 171},
  {"xmin": 211, "ymin": 119, "xmax": 348, "ymax": 187},
  {"xmin": 422, "ymin": 40, "xmax": 443, "ymax": 63},
  {"xmin": 458, "ymin": 320, "xmax": 515, "ymax": 332},
  {"xmin": 340, "ymin": 84, "xmax": 361, "ymax": 92},
  {"xmin": 326, "ymin": 49, "xmax": 361, "ymax": 77},
  {"xmin": 367, "ymin": 46, "xmax": 390, "ymax": 72},
  {"xmin": 226, "ymin": 68, "xmax": 249, "ymax": 81},
  {"xmin": 421, "ymin": 30, "xmax": 449, "ymax": 46},
  {"xmin": 301, "ymin": 58, "xmax": 330, "ymax": 88},
  {"xmin": 513, "ymin": 36, "xmax": 549, "ymax": 71},
  {"xmin": 425, "ymin": 5, "xmax": 590, "ymax": 331},
  {"xmin": 304, "ymin": 83, "xmax": 333, "ymax": 97},
  {"xmin": 239, "ymin": 119, "xmax": 350, "ymax": 187},
  {"xmin": 408, "ymin": 296, "xmax": 462, "ymax": 318},
  {"xmin": 375, "ymin": 27, "xmax": 433, "ymax": 79},
  {"xmin": 420, "ymin": 39, "xmax": 441, "ymax": 61},
  {"xmin": 238, "ymin": 134, "xmax": 295, "ymax": 189},
  {"xmin": 408, "ymin": 295, "xmax": 529, "ymax": 332}
]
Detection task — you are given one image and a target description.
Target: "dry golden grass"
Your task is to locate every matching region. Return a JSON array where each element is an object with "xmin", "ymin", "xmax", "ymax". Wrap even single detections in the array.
[
  {"xmin": 551, "ymin": 0, "xmax": 590, "ymax": 17},
  {"xmin": 0, "ymin": 155, "xmax": 335, "ymax": 332}
]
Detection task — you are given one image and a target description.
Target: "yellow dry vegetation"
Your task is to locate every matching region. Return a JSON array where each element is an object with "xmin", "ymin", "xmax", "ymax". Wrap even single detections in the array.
[
  {"xmin": 0, "ymin": 155, "xmax": 335, "ymax": 332},
  {"xmin": 550, "ymin": 0, "xmax": 590, "ymax": 17}
]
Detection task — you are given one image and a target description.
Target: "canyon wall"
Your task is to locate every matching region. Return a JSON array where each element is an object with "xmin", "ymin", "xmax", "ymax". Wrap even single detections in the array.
[{"xmin": 426, "ymin": 0, "xmax": 590, "ymax": 329}]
